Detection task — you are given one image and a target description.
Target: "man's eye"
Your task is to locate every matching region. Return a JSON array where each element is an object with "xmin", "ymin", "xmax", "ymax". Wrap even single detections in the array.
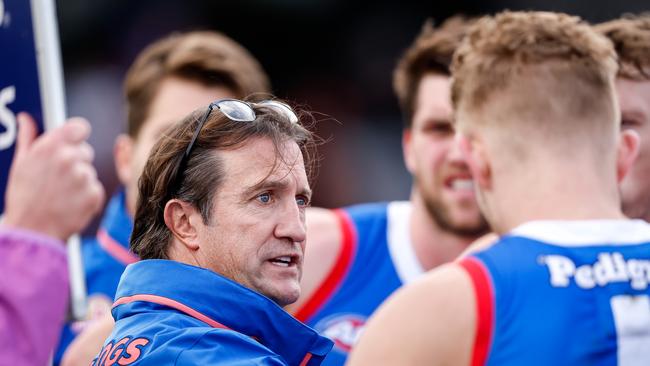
[
  {"xmin": 622, "ymin": 119, "xmax": 638, "ymax": 128},
  {"xmin": 426, "ymin": 123, "xmax": 454, "ymax": 135},
  {"xmin": 257, "ymin": 192, "xmax": 272, "ymax": 204},
  {"xmin": 296, "ymin": 196, "xmax": 310, "ymax": 207}
]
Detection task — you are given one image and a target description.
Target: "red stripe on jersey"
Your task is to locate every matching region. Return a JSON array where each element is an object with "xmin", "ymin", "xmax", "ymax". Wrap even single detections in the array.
[
  {"xmin": 458, "ymin": 257, "xmax": 494, "ymax": 366},
  {"xmin": 294, "ymin": 209, "xmax": 357, "ymax": 322}
]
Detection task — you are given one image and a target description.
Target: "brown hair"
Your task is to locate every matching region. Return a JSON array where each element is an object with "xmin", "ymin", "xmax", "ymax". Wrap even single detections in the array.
[
  {"xmin": 393, "ymin": 16, "xmax": 475, "ymax": 126},
  {"xmin": 596, "ymin": 14, "xmax": 650, "ymax": 80},
  {"xmin": 124, "ymin": 31, "xmax": 271, "ymax": 138},
  {"xmin": 130, "ymin": 100, "xmax": 317, "ymax": 260},
  {"xmin": 452, "ymin": 11, "xmax": 617, "ymax": 132}
]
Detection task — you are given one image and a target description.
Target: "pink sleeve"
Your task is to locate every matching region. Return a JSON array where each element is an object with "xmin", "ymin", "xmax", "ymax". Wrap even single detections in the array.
[{"xmin": 0, "ymin": 227, "xmax": 69, "ymax": 366}]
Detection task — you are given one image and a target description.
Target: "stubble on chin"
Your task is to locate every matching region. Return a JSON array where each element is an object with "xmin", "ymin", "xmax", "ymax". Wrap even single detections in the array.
[{"xmin": 422, "ymin": 191, "xmax": 489, "ymax": 238}]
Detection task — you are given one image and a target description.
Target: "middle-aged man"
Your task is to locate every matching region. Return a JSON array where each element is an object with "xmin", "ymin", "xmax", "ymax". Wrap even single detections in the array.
[
  {"xmin": 91, "ymin": 99, "xmax": 333, "ymax": 365},
  {"xmin": 58, "ymin": 30, "xmax": 271, "ymax": 365},
  {"xmin": 289, "ymin": 17, "xmax": 489, "ymax": 365},
  {"xmin": 349, "ymin": 11, "xmax": 650, "ymax": 365},
  {"xmin": 597, "ymin": 16, "xmax": 650, "ymax": 222}
]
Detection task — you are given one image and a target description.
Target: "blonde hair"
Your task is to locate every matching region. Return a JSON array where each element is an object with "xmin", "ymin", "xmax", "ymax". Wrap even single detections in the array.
[
  {"xmin": 596, "ymin": 14, "xmax": 650, "ymax": 80},
  {"xmin": 451, "ymin": 11, "xmax": 619, "ymax": 160}
]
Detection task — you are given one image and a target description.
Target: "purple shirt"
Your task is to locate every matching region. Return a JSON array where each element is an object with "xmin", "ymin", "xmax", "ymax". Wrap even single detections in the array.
[{"xmin": 0, "ymin": 227, "xmax": 69, "ymax": 366}]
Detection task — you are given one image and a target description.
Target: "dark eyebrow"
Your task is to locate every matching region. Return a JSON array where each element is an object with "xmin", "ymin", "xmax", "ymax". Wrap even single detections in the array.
[
  {"xmin": 622, "ymin": 109, "xmax": 648, "ymax": 122},
  {"xmin": 242, "ymin": 179, "xmax": 312, "ymax": 199}
]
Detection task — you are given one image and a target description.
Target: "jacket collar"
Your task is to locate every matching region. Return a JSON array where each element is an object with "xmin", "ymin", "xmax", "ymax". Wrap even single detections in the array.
[{"xmin": 114, "ymin": 260, "xmax": 332, "ymax": 364}]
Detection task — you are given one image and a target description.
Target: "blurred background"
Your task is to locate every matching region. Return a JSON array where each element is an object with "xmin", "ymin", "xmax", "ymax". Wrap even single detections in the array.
[{"xmin": 56, "ymin": 0, "xmax": 648, "ymax": 234}]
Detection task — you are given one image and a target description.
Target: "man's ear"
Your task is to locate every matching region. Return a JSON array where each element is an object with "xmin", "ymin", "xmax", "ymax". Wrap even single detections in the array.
[
  {"xmin": 616, "ymin": 129, "xmax": 640, "ymax": 183},
  {"xmin": 114, "ymin": 134, "xmax": 134, "ymax": 186},
  {"xmin": 457, "ymin": 132, "xmax": 491, "ymax": 190},
  {"xmin": 163, "ymin": 199, "xmax": 201, "ymax": 251},
  {"xmin": 402, "ymin": 129, "xmax": 416, "ymax": 174}
]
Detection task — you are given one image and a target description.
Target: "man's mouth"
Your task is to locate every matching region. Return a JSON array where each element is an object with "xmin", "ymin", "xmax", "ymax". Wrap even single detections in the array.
[
  {"xmin": 269, "ymin": 255, "xmax": 298, "ymax": 267},
  {"xmin": 445, "ymin": 177, "xmax": 474, "ymax": 191}
]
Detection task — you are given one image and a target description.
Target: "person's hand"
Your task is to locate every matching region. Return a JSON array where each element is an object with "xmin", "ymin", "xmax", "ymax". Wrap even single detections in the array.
[{"xmin": 3, "ymin": 113, "xmax": 105, "ymax": 240}]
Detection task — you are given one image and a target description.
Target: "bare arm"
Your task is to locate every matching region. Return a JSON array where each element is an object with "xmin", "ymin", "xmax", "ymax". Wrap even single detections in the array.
[
  {"xmin": 347, "ymin": 264, "xmax": 476, "ymax": 366},
  {"xmin": 286, "ymin": 207, "xmax": 343, "ymax": 316}
]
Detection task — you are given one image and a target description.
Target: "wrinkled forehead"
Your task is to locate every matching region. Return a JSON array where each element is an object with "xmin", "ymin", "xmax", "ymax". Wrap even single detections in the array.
[
  {"xmin": 219, "ymin": 137, "xmax": 309, "ymax": 191},
  {"xmin": 412, "ymin": 74, "xmax": 453, "ymax": 126}
]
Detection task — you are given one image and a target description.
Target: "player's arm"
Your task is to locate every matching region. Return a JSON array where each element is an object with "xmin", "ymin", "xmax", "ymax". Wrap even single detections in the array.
[
  {"xmin": 346, "ymin": 263, "xmax": 476, "ymax": 366},
  {"xmin": 286, "ymin": 207, "xmax": 343, "ymax": 314}
]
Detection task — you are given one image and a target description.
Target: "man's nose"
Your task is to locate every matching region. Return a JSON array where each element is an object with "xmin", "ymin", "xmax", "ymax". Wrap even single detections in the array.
[
  {"xmin": 274, "ymin": 200, "xmax": 307, "ymax": 243},
  {"xmin": 447, "ymin": 136, "xmax": 467, "ymax": 165}
]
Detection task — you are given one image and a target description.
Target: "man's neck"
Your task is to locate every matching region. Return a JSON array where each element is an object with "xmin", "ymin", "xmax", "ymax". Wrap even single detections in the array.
[
  {"xmin": 408, "ymin": 190, "xmax": 480, "ymax": 271},
  {"xmin": 489, "ymin": 170, "xmax": 626, "ymax": 234}
]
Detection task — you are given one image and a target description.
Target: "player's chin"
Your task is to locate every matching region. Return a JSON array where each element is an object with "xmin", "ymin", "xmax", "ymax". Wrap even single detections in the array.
[
  {"xmin": 264, "ymin": 281, "xmax": 302, "ymax": 307},
  {"xmin": 448, "ymin": 211, "xmax": 488, "ymax": 235}
]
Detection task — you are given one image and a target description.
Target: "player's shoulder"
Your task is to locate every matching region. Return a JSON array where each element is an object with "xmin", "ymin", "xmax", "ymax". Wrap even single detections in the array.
[{"xmin": 348, "ymin": 263, "xmax": 475, "ymax": 366}]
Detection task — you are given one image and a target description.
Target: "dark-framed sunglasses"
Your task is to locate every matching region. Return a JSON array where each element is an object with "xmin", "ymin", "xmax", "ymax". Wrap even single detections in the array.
[{"xmin": 170, "ymin": 98, "xmax": 299, "ymax": 197}]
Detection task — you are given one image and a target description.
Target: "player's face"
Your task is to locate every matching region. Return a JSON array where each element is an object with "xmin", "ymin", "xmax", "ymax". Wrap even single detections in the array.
[
  {"xmin": 198, "ymin": 137, "xmax": 310, "ymax": 306},
  {"xmin": 617, "ymin": 78, "xmax": 650, "ymax": 221},
  {"xmin": 404, "ymin": 73, "xmax": 487, "ymax": 236},
  {"xmin": 124, "ymin": 77, "xmax": 234, "ymax": 215}
]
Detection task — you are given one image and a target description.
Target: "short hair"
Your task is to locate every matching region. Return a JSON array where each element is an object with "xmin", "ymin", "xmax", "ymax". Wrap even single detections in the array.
[
  {"xmin": 596, "ymin": 14, "xmax": 650, "ymax": 80},
  {"xmin": 124, "ymin": 31, "xmax": 271, "ymax": 138},
  {"xmin": 130, "ymin": 100, "xmax": 316, "ymax": 260},
  {"xmin": 451, "ymin": 11, "xmax": 618, "ymax": 141},
  {"xmin": 393, "ymin": 16, "xmax": 475, "ymax": 127}
]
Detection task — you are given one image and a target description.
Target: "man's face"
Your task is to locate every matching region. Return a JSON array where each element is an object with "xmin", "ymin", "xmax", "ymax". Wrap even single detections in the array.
[
  {"xmin": 198, "ymin": 137, "xmax": 310, "ymax": 307},
  {"xmin": 122, "ymin": 77, "xmax": 234, "ymax": 215},
  {"xmin": 617, "ymin": 78, "xmax": 650, "ymax": 221},
  {"xmin": 404, "ymin": 73, "xmax": 487, "ymax": 236}
]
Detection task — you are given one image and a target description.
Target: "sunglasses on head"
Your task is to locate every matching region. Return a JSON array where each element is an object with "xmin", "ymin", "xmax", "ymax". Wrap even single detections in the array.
[{"xmin": 171, "ymin": 98, "xmax": 299, "ymax": 198}]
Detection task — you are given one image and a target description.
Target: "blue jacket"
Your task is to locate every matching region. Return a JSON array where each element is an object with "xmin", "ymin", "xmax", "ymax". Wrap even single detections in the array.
[
  {"xmin": 55, "ymin": 190, "xmax": 137, "ymax": 364},
  {"xmin": 93, "ymin": 260, "xmax": 333, "ymax": 365}
]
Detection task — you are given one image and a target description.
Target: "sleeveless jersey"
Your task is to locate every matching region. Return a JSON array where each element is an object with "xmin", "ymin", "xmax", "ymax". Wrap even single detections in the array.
[
  {"xmin": 296, "ymin": 201, "xmax": 424, "ymax": 365},
  {"xmin": 459, "ymin": 220, "xmax": 650, "ymax": 366}
]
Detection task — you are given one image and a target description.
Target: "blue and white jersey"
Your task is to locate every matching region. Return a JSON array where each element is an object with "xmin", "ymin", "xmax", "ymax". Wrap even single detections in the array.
[
  {"xmin": 296, "ymin": 201, "xmax": 424, "ymax": 366},
  {"xmin": 459, "ymin": 220, "xmax": 650, "ymax": 366}
]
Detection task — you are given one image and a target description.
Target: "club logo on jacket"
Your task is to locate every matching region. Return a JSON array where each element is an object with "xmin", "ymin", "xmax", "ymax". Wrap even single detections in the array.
[
  {"xmin": 91, "ymin": 336, "xmax": 150, "ymax": 366},
  {"xmin": 315, "ymin": 314, "xmax": 366, "ymax": 353}
]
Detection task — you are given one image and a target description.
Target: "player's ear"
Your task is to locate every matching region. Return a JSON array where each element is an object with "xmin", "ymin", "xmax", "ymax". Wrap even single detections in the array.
[
  {"xmin": 164, "ymin": 199, "xmax": 201, "ymax": 251},
  {"xmin": 114, "ymin": 134, "xmax": 134, "ymax": 186},
  {"xmin": 457, "ymin": 132, "xmax": 491, "ymax": 190},
  {"xmin": 402, "ymin": 128, "xmax": 416, "ymax": 174},
  {"xmin": 616, "ymin": 129, "xmax": 640, "ymax": 183}
]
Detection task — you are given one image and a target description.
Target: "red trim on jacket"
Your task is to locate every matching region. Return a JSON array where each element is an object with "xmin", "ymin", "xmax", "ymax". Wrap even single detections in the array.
[{"xmin": 113, "ymin": 293, "xmax": 230, "ymax": 330}]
